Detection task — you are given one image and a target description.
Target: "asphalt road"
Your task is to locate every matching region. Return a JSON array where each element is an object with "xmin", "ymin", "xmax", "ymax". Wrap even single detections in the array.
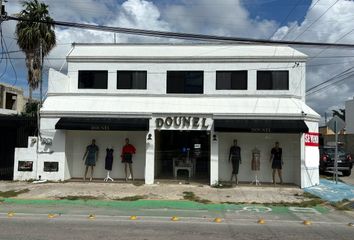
[
  {"xmin": 0, "ymin": 203, "xmax": 353, "ymax": 240},
  {"xmin": 0, "ymin": 214, "xmax": 353, "ymax": 240}
]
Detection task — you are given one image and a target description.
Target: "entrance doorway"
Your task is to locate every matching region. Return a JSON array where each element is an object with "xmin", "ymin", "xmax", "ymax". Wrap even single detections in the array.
[{"xmin": 155, "ymin": 130, "xmax": 210, "ymax": 180}]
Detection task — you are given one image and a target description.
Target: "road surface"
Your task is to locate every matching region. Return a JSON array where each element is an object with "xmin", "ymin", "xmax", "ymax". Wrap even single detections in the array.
[{"xmin": 0, "ymin": 202, "xmax": 353, "ymax": 240}]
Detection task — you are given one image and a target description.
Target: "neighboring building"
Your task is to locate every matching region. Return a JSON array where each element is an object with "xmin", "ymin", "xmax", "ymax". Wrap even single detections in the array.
[
  {"xmin": 0, "ymin": 83, "xmax": 26, "ymax": 115},
  {"xmin": 0, "ymin": 83, "xmax": 35, "ymax": 180},
  {"xmin": 14, "ymin": 43, "xmax": 320, "ymax": 188},
  {"xmin": 345, "ymin": 97, "xmax": 354, "ymax": 134}
]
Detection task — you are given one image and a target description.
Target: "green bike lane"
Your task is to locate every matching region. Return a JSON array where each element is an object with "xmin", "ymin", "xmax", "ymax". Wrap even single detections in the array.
[{"xmin": 2, "ymin": 198, "xmax": 353, "ymax": 226}]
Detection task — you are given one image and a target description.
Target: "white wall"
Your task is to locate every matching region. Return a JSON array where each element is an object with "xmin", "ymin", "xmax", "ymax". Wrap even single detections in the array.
[
  {"xmin": 14, "ymin": 137, "xmax": 38, "ymax": 181},
  {"xmin": 345, "ymin": 98, "xmax": 354, "ymax": 134},
  {"xmin": 14, "ymin": 117, "xmax": 68, "ymax": 181},
  {"xmin": 66, "ymin": 131, "xmax": 146, "ymax": 179},
  {"xmin": 301, "ymin": 121, "xmax": 320, "ymax": 188},
  {"xmin": 218, "ymin": 133, "xmax": 300, "ymax": 184},
  {"xmin": 65, "ymin": 61, "xmax": 305, "ymax": 98},
  {"xmin": 48, "ymin": 69, "xmax": 70, "ymax": 93}
]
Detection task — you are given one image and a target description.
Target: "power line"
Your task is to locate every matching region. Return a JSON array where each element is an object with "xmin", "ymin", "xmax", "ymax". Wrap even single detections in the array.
[
  {"xmin": 269, "ymin": 0, "xmax": 304, "ymax": 39},
  {"xmin": 281, "ymin": 0, "xmax": 320, "ymax": 40},
  {"xmin": 293, "ymin": 0, "xmax": 339, "ymax": 41},
  {"xmin": 306, "ymin": 68, "xmax": 354, "ymax": 93},
  {"xmin": 5, "ymin": 15, "xmax": 354, "ymax": 48},
  {"xmin": 306, "ymin": 71, "xmax": 354, "ymax": 96}
]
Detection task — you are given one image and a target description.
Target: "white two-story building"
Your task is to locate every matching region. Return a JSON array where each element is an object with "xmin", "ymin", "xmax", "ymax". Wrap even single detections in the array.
[{"xmin": 14, "ymin": 43, "xmax": 320, "ymax": 188}]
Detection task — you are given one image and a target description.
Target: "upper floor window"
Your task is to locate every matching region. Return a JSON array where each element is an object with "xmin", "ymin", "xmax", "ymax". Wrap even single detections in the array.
[
  {"xmin": 117, "ymin": 71, "xmax": 147, "ymax": 89},
  {"xmin": 216, "ymin": 71, "xmax": 247, "ymax": 90},
  {"xmin": 167, "ymin": 71, "xmax": 203, "ymax": 94},
  {"xmin": 78, "ymin": 70, "xmax": 108, "ymax": 89},
  {"xmin": 257, "ymin": 71, "xmax": 289, "ymax": 90}
]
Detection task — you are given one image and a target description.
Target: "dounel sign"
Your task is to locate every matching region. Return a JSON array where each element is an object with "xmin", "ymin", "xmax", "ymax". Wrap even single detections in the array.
[{"xmin": 156, "ymin": 116, "xmax": 209, "ymax": 129}]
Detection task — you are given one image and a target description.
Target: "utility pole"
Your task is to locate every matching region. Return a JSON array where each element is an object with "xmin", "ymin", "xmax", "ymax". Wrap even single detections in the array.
[{"xmin": 39, "ymin": 40, "xmax": 43, "ymax": 105}]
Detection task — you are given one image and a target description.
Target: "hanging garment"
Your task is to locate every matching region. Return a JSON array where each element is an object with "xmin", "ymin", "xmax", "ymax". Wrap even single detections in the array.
[
  {"xmin": 251, "ymin": 149, "xmax": 260, "ymax": 171},
  {"xmin": 105, "ymin": 148, "xmax": 114, "ymax": 171}
]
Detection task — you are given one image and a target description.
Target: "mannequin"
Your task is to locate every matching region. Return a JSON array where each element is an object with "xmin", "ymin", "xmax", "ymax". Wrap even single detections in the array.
[
  {"xmin": 121, "ymin": 138, "xmax": 136, "ymax": 181},
  {"xmin": 104, "ymin": 146, "xmax": 114, "ymax": 182},
  {"xmin": 83, "ymin": 139, "xmax": 99, "ymax": 181},
  {"xmin": 270, "ymin": 141, "xmax": 283, "ymax": 185},
  {"xmin": 251, "ymin": 147, "xmax": 261, "ymax": 185},
  {"xmin": 229, "ymin": 139, "xmax": 241, "ymax": 185}
]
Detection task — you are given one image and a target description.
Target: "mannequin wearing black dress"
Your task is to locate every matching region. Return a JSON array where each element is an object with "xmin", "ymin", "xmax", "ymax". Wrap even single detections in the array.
[{"xmin": 104, "ymin": 148, "xmax": 114, "ymax": 182}]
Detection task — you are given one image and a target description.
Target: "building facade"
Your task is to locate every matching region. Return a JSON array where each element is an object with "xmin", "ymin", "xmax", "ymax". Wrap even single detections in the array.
[
  {"xmin": 14, "ymin": 44, "xmax": 320, "ymax": 188},
  {"xmin": 0, "ymin": 83, "xmax": 26, "ymax": 115}
]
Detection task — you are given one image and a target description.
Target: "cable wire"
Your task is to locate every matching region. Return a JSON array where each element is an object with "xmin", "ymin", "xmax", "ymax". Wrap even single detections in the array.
[
  {"xmin": 6, "ymin": 15, "xmax": 354, "ymax": 48},
  {"xmin": 293, "ymin": 0, "xmax": 339, "ymax": 41},
  {"xmin": 281, "ymin": 0, "xmax": 320, "ymax": 40}
]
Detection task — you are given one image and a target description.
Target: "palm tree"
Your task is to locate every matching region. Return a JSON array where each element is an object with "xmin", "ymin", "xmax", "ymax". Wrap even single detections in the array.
[{"xmin": 15, "ymin": 0, "xmax": 56, "ymax": 102}]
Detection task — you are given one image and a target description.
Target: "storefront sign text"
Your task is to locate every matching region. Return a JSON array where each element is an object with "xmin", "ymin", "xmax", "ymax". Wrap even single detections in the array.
[
  {"xmin": 250, "ymin": 128, "xmax": 271, "ymax": 133},
  {"xmin": 156, "ymin": 116, "xmax": 209, "ymax": 129},
  {"xmin": 90, "ymin": 125, "xmax": 110, "ymax": 130},
  {"xmin": 304, "ymin": 132, "xmax": 319, "ymax": 147}
]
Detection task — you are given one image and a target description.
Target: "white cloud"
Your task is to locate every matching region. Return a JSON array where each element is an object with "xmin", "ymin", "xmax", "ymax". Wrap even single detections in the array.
[
  {"xmin": 4, "ymin": 0, "xmax": 354, "ymax": 117},
  {"xmin": 271, "ymin": 0, "xmax": 354, "ymax": 123},
  {"xmin": 162, "ymin": 0, "xmax": 277, "ymax": 38}
]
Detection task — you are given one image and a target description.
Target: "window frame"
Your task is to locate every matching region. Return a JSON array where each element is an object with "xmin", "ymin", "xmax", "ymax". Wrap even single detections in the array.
[
  {"xmin": 216, "ymin": 70, "xmax": 248, "ymax": 90},
  {"xmin": 78, "ymin": 70, "xmax": 108, "ymax": 89},
  {"xmin": 256, "ymin": 70, "xmax": 289, "ymax": 90},
  {"xmin": 166, "ymin": 71, "xmax": 204, "ymax": 94},
  {"xmin": 116, "ymin": 70, "xmax": 147, "ymax": 90}
]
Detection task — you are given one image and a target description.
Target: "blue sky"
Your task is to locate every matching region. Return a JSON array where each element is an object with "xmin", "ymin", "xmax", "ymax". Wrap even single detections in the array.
[
  {"xmin": 245, "ymin": 0, "xmax": 311, "ymax": 25},
  {"xmin": 1, "ymin": 0, "xmax": 354, "ymax": 122}
]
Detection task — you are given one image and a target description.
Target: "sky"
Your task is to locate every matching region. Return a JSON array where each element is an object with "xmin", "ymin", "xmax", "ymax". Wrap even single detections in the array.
[{"xmin": 1, "ymin": 0, "xmax": 354, "ymax": 125}]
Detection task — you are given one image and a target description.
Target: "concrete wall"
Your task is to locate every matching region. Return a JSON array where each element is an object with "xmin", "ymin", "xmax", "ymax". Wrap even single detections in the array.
[
  {"xmin": 0, "ymin": 83, "xmax": 26, "ymax": 114},
  {"xmin": 14, "ymin": 137, "xmax": 38, "ymax": 181},
  {"xmin": 218, "ymin": 133, "xmax": 300, "ymax": 184},
  {"xmin": 66, "ymin": 130, "xmax": 147, "ymax": 179},
  {"xmin": 301, "ymin": 121, "xmax": 320, "ymax": 188}
]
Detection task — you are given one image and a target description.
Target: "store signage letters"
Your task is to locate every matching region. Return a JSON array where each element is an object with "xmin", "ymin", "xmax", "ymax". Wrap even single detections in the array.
[
  {"xmin": 90, "ymin": 125, "xmax": 110, "ymax": 130},
  {"xmin": 156, "ymin": 116, "xmax": 209, "ymax": 129},
  {"xmin": 304, "ymin": 132, "xmax": 319, "ymax": 147},
  {"xmin": 251, "ymin": 128, "xmax": 271, "ymax": 133}
]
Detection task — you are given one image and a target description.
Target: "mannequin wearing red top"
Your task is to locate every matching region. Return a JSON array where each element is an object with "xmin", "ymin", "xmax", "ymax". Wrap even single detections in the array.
[{"xmin": 121, "ymin": 138, "xmax": 136, "ymax": 181}]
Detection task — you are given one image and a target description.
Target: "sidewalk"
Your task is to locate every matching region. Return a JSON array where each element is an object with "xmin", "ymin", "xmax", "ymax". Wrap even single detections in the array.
[
  {"xmin": 304, "ymin": 179, "xmax": 354, "ymax": 202},
  {"xmin": 0, "ymin": 181, "xmax": 307, "ymax": 204}
]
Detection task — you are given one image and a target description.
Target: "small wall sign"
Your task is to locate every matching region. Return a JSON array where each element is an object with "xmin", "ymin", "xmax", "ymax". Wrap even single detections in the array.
[
  {"xmin": 304, "ymin": 132, "xmax": 319, "ymax": 147},
  {"xmin": 44, "ymin": 162, "xmax": 59, "ymax": 172},
  {"xmin": 18, "ymin": 161, "xmax": 33, "ymax": 172}
]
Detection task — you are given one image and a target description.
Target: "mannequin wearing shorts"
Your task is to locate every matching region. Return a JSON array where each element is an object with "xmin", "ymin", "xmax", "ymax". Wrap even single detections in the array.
[
  {"xmin": 270, "ymin": 141, "xmax": 283, "ymax": 185},
  {"xmin": 121, "ymin": 138, "xmax": 136, "ymax": 181}
]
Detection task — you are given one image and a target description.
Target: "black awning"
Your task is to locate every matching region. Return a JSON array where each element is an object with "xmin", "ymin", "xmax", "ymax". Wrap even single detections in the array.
[
  {"xmin": 214, "ymin": 119, "xmax": 308, "ymax": 133},
  {"xmin": 55, "ymin": 117, "xmax": 149, "ymax": 131}
]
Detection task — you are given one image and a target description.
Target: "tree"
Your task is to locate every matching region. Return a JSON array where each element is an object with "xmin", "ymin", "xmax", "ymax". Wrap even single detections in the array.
[
  {"xmin": 332, "ymin": 108, "xmax": 345, "ymax": 121},
  {"xmin": 15, "ymin": 0, "xmax": 56, "ymax": 101}
]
